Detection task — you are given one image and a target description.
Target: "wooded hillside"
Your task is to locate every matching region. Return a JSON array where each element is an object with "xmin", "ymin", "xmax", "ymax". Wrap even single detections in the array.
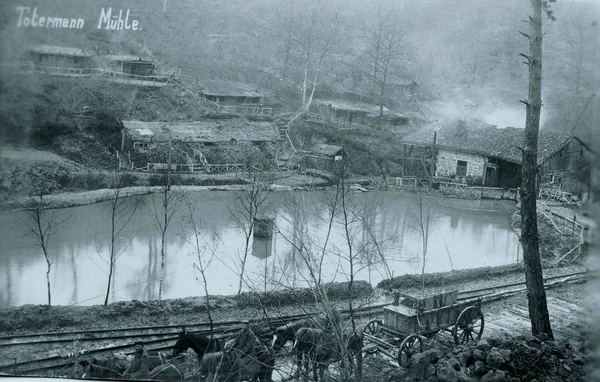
[{"xmin": 1, "ymin": 0, "xmax": 598, "ymax": 146}]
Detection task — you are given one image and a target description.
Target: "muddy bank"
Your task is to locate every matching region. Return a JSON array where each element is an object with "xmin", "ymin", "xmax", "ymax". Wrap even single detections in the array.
[
  {"xmin": 0, "ymin": 262, "xmax": 586, "ymax": 336},
  {"xmin": 0, "ymin": 281, "xmax": 375, "ymax": 334},
  {"xmin": 0, "ymin": 174, "xmax": 327, "ymax": 212}
]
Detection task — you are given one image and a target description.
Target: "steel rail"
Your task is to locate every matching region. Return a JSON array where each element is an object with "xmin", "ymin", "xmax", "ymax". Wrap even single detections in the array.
[
  {"xmin": 0, "ymin": 325, "xmax": 245, "ymax": 375},
  {"xmin": 456, "ymin": 271, "xmax": 590, "ymax": 301},
  {"xmin": 0, "ymin": 310, "xmax": 317, "ymax": 345},
  {"xmin": 1, "ymin": 270, "xmax": 590, "ymax": 376},
  {"xmin": 455, "ymin": 270, "xmax": 591, "ymax": 300},
  {"xmin": 0, "ymin": 304, "xmax": 385, "ymax": 347}
]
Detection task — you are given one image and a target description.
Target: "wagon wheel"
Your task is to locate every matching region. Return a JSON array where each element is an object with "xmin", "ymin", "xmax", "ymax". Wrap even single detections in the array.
[
  {"xmin": 397, "ymin": 334, "xmax": 423, "ymax": 366},
  {"xmin": 363, "ymin": 319, "xmax": 383, "ymax": 335},
  {"xmin": 453, "ymin": 306, "xmax": 484, "ymax": 345}
]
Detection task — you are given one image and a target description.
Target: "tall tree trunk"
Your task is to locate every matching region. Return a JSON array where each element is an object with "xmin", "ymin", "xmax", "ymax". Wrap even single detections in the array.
[
  {"xmin": 45, "ymin": 257, "xmax": 51, "ymax": 306},
  {"xmin": 159, "ymin": 227, "xmax": 166, "ymax": 300},
  {"xmin": 237, "ymin": 230, "xmax": 252, "ymax": 296},
  {"xmin": 520, "ymin": 0, "xmax": 553, "ymax": 339},
  {"xmin": 104, "ymin": 261, "xmax": 113, "ymax": 306},
  {"xmin": 105, "ymin": 209, "xmax": 116, "ymax": 306},
  {"xmin": 159, "ymin": 142, "xmax": 173, "ymax": 300}
]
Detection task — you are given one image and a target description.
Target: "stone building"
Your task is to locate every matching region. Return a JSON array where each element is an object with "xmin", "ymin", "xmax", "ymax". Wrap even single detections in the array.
[{"xmin": 401, "ymin": 119, "xmax": 592, "ymax": 194}]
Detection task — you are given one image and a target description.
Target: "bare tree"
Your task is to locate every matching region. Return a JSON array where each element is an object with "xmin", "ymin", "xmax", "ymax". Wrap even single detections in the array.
[
  {"xmin": 272, "ymin": 0, "xmax": 298, "ymax": 80},
  {"xmin": 276, "ymin": 171, "xmax": 370, "ymax": 380},
  {"xmin": 408, "ymin": 191, "xmax": 431, "ymax": 297},
  {"xmin": 518, "ymin": 0, "xmax": 555, "ymax": 338},
  {"xmin": 282, "ymin": 0, "xmax": 344, "ymax": 127},
  {"xmin": 355, "ymin": 194, "xmax": 398, "ymax": 283},
  {"xmin": 180, "ymin": 197, "xmax": 217, "ymax": 334},
  {"xmin": 361, "ymin": 1, "xmax": 406, "ymax": 117},
  {"xmin": 99, "ymin": 170, "xmax": 140, "ymax": 306},
  {"xmin": 148, "ymin": 140, "xmax": 183, "ymax": 300},
  {"xmin": 548, "ymin": 10, "xmax": 599, "ymax": 136},
  {"xmin": 229, "ymin": 169, "xmax": 274, "ymax": 296},
  {"xmin": 23, "ymin": 194, "xmax": 70, "ymax": 306}
]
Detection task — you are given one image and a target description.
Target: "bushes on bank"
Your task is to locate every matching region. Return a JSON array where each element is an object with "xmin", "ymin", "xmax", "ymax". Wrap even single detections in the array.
[
  {"xmin": 377, "ymin": 264, "xmax": 525, "ymax": 290},
  {"xmin": 236, "ymin": 280, "xmax": 374, "ymax": 308},
  {"xmin": 0, "ymin": 162, "xmax": 73, "ymax": 200}
]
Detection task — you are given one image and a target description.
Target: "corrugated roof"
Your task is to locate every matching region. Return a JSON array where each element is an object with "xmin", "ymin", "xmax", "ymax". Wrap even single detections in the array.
[
  {"xmin": 200, "ymin": 80, "xmax": 263, "ymax": 97},
  {"xmin": 310, "ymin": 144, "xmax": 344, "ymax": 157},
  {"xmin": 29, "ymin": 44, "xmax": 91, "ymax": 57},
  {"xmin": 401, "ymin": 118, "xmax": 574, "ymax": 165},
  {"xmin": 122, "ymin": 119, "xmax": 280, "ymax": 143}
]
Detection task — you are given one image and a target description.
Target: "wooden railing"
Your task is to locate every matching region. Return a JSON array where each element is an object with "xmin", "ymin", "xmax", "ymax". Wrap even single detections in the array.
[
  {"xmin": 20, "ymin": 64, "xmax": 170, "ymax": 86},
  {"xmin": 144, "ymin": 145, "xmax": 247, "ymax": 174},
  {"xmin": 304, "ymin": 111, "xmax": 369, "ymax": 130},
  {"xmin": 395, "ymin": 176, "xmax": 418, "ymax": 187},
  {"xmin": 205, "ymin": 163, "xmax": 247, "ymax": 173},
  {"xmin": 217, "ymin": 105, "xmax": 273, "ymax": 116},
  {"xmin": 145, "ymin": 162, "xmax": 246, "ymax": 173},
  {"xmin": 433, "ymin": 176, "xmax": 467, "ymax": 191},
  {"xmin": 190, "ymin": 147, "xmax": 211, "ymax": 173},
  {"xmin": 31, "ymin": 65, "xmax": 102, "ymax": 77},
  {"xmin": 538, "ymin": 187, "xmax": 576, "ymax": 203}
]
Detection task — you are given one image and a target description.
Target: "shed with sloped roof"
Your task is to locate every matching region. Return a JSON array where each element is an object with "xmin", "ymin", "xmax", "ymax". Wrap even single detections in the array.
[
  {"xmin": 28, "ymin": 44, "xmax": 94, "ymax": 73},
  {"xmin": 400, "ymin": 118, "xmax": 591, "ymax": 193},
  {"xmin": 121, "ymin": 119, "xmax": 281, "ymax": 151},
  {"xmin": 301, "ymin": 144, "xmax": 346, "ymax": 173}
]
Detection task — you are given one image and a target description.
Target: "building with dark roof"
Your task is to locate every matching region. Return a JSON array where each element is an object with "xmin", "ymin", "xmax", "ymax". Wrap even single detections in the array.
[
  {"xmin": 310, "ymin": 99, "xmax": 414, "ymax": 131},
  {"xmin": 99, "ymin": 54, "xmax": 170, "ymax": 87},
  {"xmin": 27, "ymin": 44, "xmax": 95, "ymax": 76},
  {"xmin": 301, "ymin": 144, "xmax": 346, "ymax": 173},
  {"xmin": 199, "ymin": 80, "xmax": 272, "ymax": 115},
  {"xmin": 400, "ymin": 118, "xmax": 592, "ymax": 193},
  {"xmin": 104, "ymin": 54, "xmax": 155, "ymax": 76},
  {"xmin": 121, "ymin": 119, "xmax": 281, "ymax": 150}
]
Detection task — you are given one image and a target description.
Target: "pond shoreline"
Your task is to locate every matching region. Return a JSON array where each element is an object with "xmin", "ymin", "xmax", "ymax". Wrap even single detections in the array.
[
  {"xmin": 0, "ymin": 261, "xmax": 585, "ymax": 335},
  {"xmin": 0, "ymin": 180, "xmax": 518, "ymax": 213}
]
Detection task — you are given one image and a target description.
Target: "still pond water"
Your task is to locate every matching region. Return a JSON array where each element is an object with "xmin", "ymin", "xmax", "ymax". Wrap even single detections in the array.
[{"xmin": 0, "ymin": 191, "xmax": 521, "ymax": 307}]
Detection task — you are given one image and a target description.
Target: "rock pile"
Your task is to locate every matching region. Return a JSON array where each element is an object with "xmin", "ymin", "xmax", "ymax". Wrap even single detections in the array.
[{"xmin": 386, "ymin": 334, "xmax": 588, "ymax": 381}]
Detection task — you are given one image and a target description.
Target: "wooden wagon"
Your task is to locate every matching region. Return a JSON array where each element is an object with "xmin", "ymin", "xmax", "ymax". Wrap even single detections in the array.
[{"xmin": 362, "ymin": 290, "xmax": 484, "ymax": 366}]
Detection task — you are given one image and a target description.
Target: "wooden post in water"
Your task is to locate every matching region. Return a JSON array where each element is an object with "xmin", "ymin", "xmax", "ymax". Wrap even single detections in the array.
[
  {"xmin": 253, "ymin": 216, "xmax": 274, "ymax": 238},
  {"xmin": 429, "ymin": 132, "xmax": 437, "ymax": 187}
]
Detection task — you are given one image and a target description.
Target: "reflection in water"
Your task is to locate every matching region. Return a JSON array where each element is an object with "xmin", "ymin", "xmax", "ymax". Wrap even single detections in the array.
[
  {"xmin": 0, "ymin": 191, "xmax": 522, "ymax": 307},
  {"xmin": 252, "ymin": 237, "xmax": 273, "ymax": 259},
  {"xmin": 69, "ymin": 245, "xmax": 78, "ymax": 304}
]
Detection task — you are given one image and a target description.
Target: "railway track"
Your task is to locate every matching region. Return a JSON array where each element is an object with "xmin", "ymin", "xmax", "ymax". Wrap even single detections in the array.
[
  {"xmin": 0, "ymin": 270, "xmax": 591, "ymax": 377},
  {"xmin": 456, "ymin": 270, "xmax": 590, "ymax": 302},
  {"xmin": 0, "ymin": 307, "xmax": 383, "ymax": 376}
]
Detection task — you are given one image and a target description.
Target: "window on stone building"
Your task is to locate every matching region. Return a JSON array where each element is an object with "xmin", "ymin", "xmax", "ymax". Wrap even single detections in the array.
[{"xmin": 456, "ymin": 160, "xmax": 468, "ymax": 177}]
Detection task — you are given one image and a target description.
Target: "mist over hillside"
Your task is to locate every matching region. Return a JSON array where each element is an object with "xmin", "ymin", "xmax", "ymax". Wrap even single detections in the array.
[{"xmin": 1, "ymin": 0, "xmax": 598, "ymax": 141}]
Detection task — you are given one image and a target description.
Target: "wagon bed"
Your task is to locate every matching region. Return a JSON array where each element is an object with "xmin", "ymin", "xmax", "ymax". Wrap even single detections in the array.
[{"xmin": 362, "ymin": 290, "xmax": 484, "ymax": 365}]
